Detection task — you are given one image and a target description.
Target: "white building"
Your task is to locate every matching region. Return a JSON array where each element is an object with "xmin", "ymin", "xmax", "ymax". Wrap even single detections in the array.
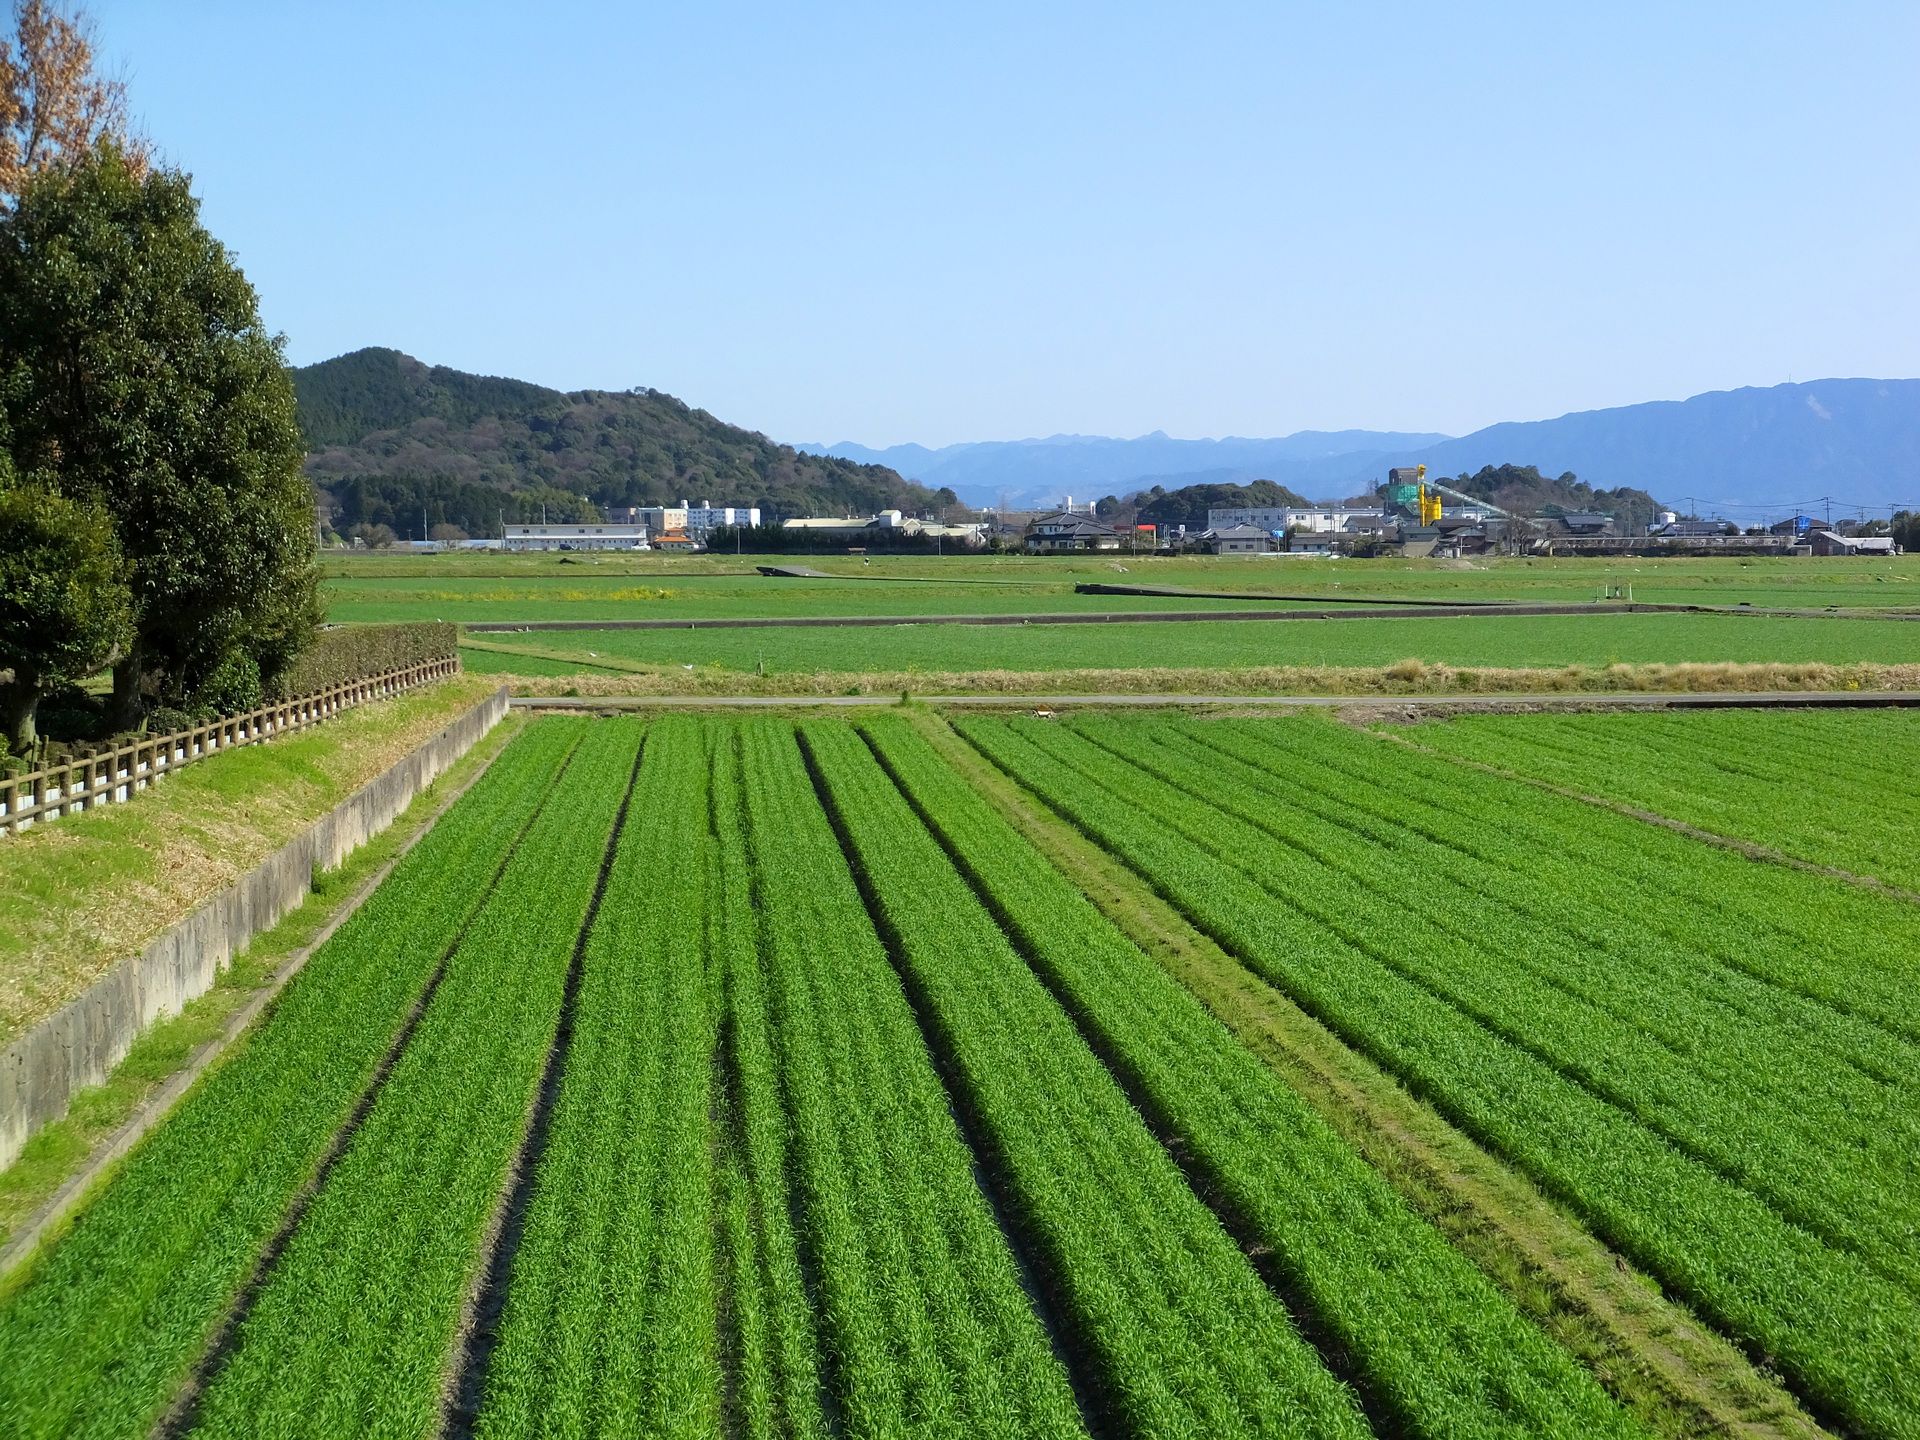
[
  {"xmin": 503, "ymin": 523, "xmax": 648, "ymax": 551},
  {"xmin": 611, "ymin": 501, "xmax": 761, "ymax": 538},
  {"xmin": 1206, "ymin": 507, "xmax": 1387, "ymax": 534},
  {"xmin": 783, "ymin": 510, "xmax": 988, "ymax": 545}
]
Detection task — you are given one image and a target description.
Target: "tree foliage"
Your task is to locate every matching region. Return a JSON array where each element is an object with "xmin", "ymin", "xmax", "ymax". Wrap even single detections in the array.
[
  {"xmin": 1128, "ymin": 478, "xmax": 1312, "ymax": 531},
  {"xmin": 1424, "ymin": 464, "xmax": 1660, "ymax": 521},
  {"xmin": 0, "ymin": 467, "xmax": 130, "ymax": 751},
  {"xmin": 0, "ymin": 146, "xmax": 317, "ymax": 723},
  {"xmin": 0, "ymin": 0, "xmax": 148, "ymax": 198}
]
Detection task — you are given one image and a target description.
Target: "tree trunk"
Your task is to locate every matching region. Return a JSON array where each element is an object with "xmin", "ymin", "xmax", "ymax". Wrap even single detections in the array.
[
  {"xmin": 1, "ymin": 680, "xmax": 40, "ymax": 759},
  {"xmin": 111, "ymin": 645, "xmax": 146, "ymax": 732}
]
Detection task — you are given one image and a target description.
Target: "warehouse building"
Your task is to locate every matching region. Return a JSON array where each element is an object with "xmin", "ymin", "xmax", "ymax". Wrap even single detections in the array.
[{"xmin": 503, "ymin": 523, "xmax": 647, "ymax": 551}]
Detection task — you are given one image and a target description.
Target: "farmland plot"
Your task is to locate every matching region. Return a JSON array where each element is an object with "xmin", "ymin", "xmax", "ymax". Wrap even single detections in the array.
[{"xmin": 10, "ymin": 708, "xmax": 1906, "ymax": 1439}]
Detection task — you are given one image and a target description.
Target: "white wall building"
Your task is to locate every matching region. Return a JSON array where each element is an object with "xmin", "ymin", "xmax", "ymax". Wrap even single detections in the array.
[
  {"xmin": 503, "ymin": 523, "xmax": 648, "ymax": 551},
  {"xmin": 611, "ymin": 501, "xmax": 761, "ymax": 538},
  {"xmin": 1206, "ymin": 507, "xmax": 1387, "ymax": 534}
]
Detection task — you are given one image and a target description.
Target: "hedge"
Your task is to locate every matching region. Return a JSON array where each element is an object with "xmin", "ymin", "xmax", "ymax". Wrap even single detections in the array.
[{"xmin": 278, "ymin": 623, "xmax": 459, "ymax": 698}]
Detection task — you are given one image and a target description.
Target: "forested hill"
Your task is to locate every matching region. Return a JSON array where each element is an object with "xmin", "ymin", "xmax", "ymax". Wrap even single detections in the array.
[{"xmin": 293, "ymin": 348, "xmax": 947, "ymax": 538}]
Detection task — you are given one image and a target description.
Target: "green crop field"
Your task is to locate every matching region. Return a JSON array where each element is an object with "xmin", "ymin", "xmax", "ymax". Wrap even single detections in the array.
[
  {"xmin": 458, "ymin": 609, "xmax": 1920, "ymax": 677},
  {"xmin": 4, "ymin": 706, "xmax": 1916, "ymax": 1438},
  {"xmin": 321, "ymin": 551, "xmax": 1920, "ymax": 626}
]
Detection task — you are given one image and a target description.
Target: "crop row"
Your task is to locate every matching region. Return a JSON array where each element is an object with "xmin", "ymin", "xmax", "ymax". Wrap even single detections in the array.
[
  {"xmin": 732, "ymin": 719, "xmax": 1084, "ymax": 1438},
  {"xmin": 955, "ymin": 715, "xmax": 1920, "ymax": 1439},
  {"xmin": 1185, "ymin": 716, "xmax": 1920, "ymax": 1094},
  {"xmin": 1406, "ymin": 708, "xmax": 1920, "ymax": 890},
  {"xmin": 708, "ymin": 724, "xmax": 831, "ymax": 1440},
  {"xmin": 802, "ymin": 720, "xmax": 1372, "ymax": 1438},
  {"xmin": 187, "ymin": 719, "xmax": 643, "ymax": 1437},
  {"xmin": 854, "ymin": 715, "xmax": 1645, "ymax": 1439},
  {"xmin": 1062, "ymin": 716, "xmax": 1920, "ymax": 1292},
  {"xmin": 1246, "ymin": 715, "xmax": 1920, "ymax": 1046},
  {"xmin": 478, "ymin": 717, "xmax": 719, "ymax": 1438},
  {"xmin": 0, "ymin": 717, "xmax": 587, "ymax": 1440}
]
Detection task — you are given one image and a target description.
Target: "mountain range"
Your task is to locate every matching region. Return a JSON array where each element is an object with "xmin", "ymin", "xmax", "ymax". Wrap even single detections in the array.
[
  {"xmin": 801, "ymin": 379, "xmax": 1920, "ymax": 519},
  {"xmin": 293, "ymin": 348, "xmax": 940, "ymax": 539}
]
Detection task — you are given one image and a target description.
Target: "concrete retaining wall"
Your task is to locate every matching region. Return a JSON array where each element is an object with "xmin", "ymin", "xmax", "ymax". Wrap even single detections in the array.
[{"xmin": 0, "ymin": 686, "xmax": 510, "ymax": 1172}]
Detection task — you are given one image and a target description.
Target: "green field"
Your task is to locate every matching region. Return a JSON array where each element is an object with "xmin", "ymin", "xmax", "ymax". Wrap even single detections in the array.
[
  {"xmin": 322, "ymin": 551, "xmax": 1920, "ymax": 626},
  {"xmin": 1406, "ymin": 708, "xmax": 1920, "ymax": 889},
  {"xmin": 459, "ymin": 610, "xmax": 1920, "ymax": 677},
  {"xmin": 4, "ymin": 707, "xmax": 1916, "ymax": 1436}
]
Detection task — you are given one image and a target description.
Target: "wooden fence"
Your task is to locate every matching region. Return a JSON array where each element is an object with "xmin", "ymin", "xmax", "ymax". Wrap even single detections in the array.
[{"xmin": 1, "ymin": 656, "xmax": 462, "ymax": 835}]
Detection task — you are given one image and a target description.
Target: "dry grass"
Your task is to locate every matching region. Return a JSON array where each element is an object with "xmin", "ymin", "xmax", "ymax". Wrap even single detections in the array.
[
  {"xmin": 0, "ymin": 677, "xmax": 500, "ymax": 1045},
  {"xmin": 506, "ymin": 658, "xmax": 1920, "ymax": 700}
]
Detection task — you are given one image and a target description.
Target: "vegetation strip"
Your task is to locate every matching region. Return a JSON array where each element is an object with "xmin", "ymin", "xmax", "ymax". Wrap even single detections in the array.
[
  {"xmin": 803, "ymin": 719, "xmax": 1373, "ymax": 1438},
  {"xmin": 510, "ymin": 689, "xmax": 1920, "ymax": 711},
  {"xmin": 0, "ymin": 710, "xmax": 525, "ymax": 1281},
  {"xmin": 857, "ymin": 714, "xmax": 1648, "ymax": 1439},
  {"xmin": 463, "ymin": 602, "xmax": 1714, "ymax": 634},
  {"xmin": 181, "ymin": 720, "xmax": 640, "ymax": 1439},
  {"xmin": 472, "ymin": 717, "xmax": 720, "ymax": 1438},
  {"xmin": 955, "ymin": 715, "xmax": 1920, "ymax": 1439},
  {"xmin": 734, "ymin": 719, "xmax": 1086, "ymax": 1438},
  {"xmin": 0, "ymin": 719, "xmax": 584, "ymax": 1439},
  {"xmin": 910, "ymin": 707, "xmax": 1821, "ymax": 1440}
]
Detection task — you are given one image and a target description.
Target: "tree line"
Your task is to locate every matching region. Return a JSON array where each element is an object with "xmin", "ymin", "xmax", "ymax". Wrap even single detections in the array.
[{"xmin": 0, "ymin": 3, "xmax": 315, "ymax": 755}]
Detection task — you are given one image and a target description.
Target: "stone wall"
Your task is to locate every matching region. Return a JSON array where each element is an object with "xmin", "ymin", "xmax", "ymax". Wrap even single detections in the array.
[{"xmin": 0, "ymin": 686, "xmax": 510, "ymax": 1171}]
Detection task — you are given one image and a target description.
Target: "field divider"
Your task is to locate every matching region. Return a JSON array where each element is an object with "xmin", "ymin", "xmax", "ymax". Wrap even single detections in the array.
[
  {"xmin": 1374, "ymin": 727, "xmax": 1920, "ymax": 907},
  {"xmin": 154, "ymin": 729, "xmax": 591, "ymax": 1439},
  {"xmin": 790, "ymin": 729, "xmax": 1119, "ymax": 1438},
  {"xmin": 0, "ymin": 712, "xmax": 527, "ymax": 1286},
  {"xmin": 440, "ymin": 732, "xmax": 645, "ymax": 1437},
  {"xmin": 853, "ymin": 725, "xmax": 1416, "ymax": 1439},
  {"xmin": 510, "ymin": 688, "xmax": 1920, "ymax": 712},
  {"xmin": 909, "ymin": 708, "xmax": 1827, "ymax": 1440}
]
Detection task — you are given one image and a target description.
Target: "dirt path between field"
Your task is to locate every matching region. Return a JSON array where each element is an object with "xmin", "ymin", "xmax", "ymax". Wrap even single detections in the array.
[{"xmin": 908, "ymin": 707, "xmax": 1827, "ymax": 1440}]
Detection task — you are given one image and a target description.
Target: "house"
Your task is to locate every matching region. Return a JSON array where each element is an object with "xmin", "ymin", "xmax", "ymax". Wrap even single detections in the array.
[
  {"xmin": 503, "ymin": 524, "xmax": 648, "ymax": 551},
  {"xmin": 1203, "ymin": 525, "xmax": 1277, "ymax": 554},
  {"xmin": 1558, "ymin": 512, "xmax": 1613, "ymax": 536},
  {"xmin": 1025, "ymin": 513, "xmax": 1123, "ymax": 551},
  {"xmin": 1286, "ymin": 531, "xmax": 1337, "ymax": 555},
  {"xmin": 1808, "ymin": 529, "xmax": 1898, "ymax": 556},
  {"xmin": 650, "ymin": 530, "xmax": 702, "ymax": 552}
]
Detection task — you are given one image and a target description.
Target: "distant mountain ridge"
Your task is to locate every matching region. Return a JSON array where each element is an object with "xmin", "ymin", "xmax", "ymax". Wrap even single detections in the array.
[
  {"xmin": 293, "ymin": 348, "xmax": 944, "ymax": 538},
  {"xmin": 800, "ymin": 379, "xmax": 1920, "ymax": 516},
  {"xmin": 800, "ymin": 429, "xmax": 1447, "ymax": 509}
]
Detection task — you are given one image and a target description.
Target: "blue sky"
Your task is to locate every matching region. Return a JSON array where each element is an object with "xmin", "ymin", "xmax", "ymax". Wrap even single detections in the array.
[{"xmin": 91, "ymin": 1, "xmax": 1920, "ymax": 448}]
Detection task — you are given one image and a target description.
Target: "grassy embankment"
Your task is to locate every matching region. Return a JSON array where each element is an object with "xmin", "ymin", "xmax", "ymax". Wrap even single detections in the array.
[{"xmin": 0, "ymin": 678, "xmax": 513, "ymax": 1251}]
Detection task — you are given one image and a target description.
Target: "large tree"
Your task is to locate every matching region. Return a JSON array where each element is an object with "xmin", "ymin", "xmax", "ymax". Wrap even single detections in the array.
[
  {"xmin": 0, "ymin": 0, "xmax": 148, "ymax": 196},
  {"xmin": 0, "ymin": 145, "xmax": 317, "ymax": 724},
  {"xmin": 0, "ymin": 461, "xmax": 130, "ymax": 754}
]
